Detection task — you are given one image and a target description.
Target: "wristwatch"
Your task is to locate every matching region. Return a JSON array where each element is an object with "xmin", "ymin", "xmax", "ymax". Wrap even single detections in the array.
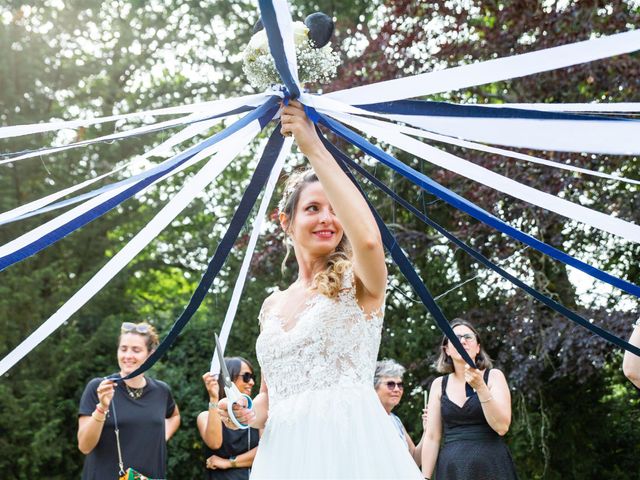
[{"xmin": 229, "ymin": 456, "xmax": 237, "ymax": 468}]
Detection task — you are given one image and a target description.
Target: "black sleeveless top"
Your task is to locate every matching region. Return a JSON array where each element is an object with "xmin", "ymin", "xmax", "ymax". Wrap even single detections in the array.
[
  {"xmin": 435, "ymin": 369, "xmax": 519, "ymax": 480},
  {"xmin": 204, "ymin": 423, "xmax": 259, "ymax": 480}
]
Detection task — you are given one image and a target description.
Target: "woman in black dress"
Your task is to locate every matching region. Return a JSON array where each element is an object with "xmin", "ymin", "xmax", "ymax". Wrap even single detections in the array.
[
  {"xmin": 421, "ymin": 319, "xmax": 518, "ymax": 480},
  {"xmin": 198, "ymin": 357, "xmax": 259, "ymax": 479}
]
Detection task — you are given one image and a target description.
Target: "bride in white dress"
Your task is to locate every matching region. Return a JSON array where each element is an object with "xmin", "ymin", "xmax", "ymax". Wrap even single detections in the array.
[{"xmin": 220, "ymin": 100, "xmax": 422, "ymax": 479}]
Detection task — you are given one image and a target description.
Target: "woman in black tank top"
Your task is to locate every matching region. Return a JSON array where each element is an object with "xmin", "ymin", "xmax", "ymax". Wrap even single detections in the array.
[{"xmin": 421, "ymin": 319, "xmax": 518, "ymax": 479}]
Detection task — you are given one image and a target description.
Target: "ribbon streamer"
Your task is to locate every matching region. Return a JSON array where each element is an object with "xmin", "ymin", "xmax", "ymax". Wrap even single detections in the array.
[
  {"xmin": 0, "ymin": 106, "xmax": 253, "ymax": 165},
  {"xmin": 123, "ymin": 124, "xmax": 286, "ymax": 380},
  {"xmin": 0, "ymin": 97, "xmax": 280, "ymax": 271},
  {"xmin": 0, "ymin": 114, "xmax": 270, "ymax": 376},
  {"xmin": 307, "ymin": 95, "xmax": 640, "ymax": 185},
  {"xmin": 210, "ymin": 137, "xmax": 293, "ymax": 374},
  {"xmin": 314, "ymin": 111, "xmax": 640, "ymax": 298},
  {"xmin": 0, "ymin": 93, "xmax": 270, "ymax": 141},
  {"xmin": 326, "ymin": 29, "xmax": 640, "ymax": 104},
  {"xmin": 324, "ymin": 136, "xmax": 640, "ymax": 357},
  {"xmin": 258, "ymin": 0, "xmax": 301, "ymax": 98},
  {"xmin": 327, "ymin": 110, "xmax": 640, "ymax": 242},
  {"xmin": 0, "ymin": 117, "xmax": 229, "ymax": 226}
]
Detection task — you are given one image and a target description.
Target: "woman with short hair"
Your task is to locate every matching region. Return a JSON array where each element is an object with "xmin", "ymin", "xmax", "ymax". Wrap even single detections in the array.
[{"xmin": 374, "ymin": 359, "xmax": 427, "ymax": 465}]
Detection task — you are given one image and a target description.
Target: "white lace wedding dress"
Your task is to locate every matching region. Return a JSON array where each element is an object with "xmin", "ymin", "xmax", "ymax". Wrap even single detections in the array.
[{"xmin": 252, "ymin": 269, "xmax": 423, "ymax": 479}]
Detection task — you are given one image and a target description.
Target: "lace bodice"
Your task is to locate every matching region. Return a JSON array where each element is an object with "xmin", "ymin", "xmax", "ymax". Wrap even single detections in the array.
[{"xmin": 255, "ymin": 269, "xmax": 384, "ymax": 407}]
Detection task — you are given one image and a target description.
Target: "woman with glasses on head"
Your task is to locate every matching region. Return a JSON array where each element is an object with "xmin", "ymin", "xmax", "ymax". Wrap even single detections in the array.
[
  {"xmin": 421, "ymin": 319, "xmax": 517, "ymax": 480},
  {"xmin": 198, "ymin": 357, "xmax": 259, "ymax": 479},
  {"xmin": 374, "ymin": 359, "xmax": 427, "ymax": 466},
  {"xmin": 77, "ymin": 322, "xmax": 181, "ymax": 480}
]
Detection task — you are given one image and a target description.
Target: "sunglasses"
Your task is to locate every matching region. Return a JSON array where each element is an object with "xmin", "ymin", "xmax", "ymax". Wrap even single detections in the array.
[
  {"xmin": 121, "ymin": 322, "xmax": 150, "ymax": 334},
  {"xmin": 385, "ymin": 381, "xmax": 404, "ymax": 391},
  {"xmin": 238, "ymin": 372, "xmax": 255, "ymax": 383}
]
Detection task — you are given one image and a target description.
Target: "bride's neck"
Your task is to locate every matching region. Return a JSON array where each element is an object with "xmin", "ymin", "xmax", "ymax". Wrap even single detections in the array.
[{"xmin": 295, "ymin": 254, "xmax": 327, "ymax": 287}]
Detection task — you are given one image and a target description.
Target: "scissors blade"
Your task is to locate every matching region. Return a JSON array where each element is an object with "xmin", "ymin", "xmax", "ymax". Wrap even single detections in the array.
[{"xmin": 214, "ymin": 333, "xmax": 233, "ymax": 388}]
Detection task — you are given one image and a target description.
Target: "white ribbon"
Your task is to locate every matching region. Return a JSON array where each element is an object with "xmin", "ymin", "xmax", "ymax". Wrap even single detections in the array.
[
  {"xmin": 210, "ymin": 137, "xmax": 292, "ymax": 374},
  {"xmin": 482, "ymin": 103, "xmax": 640, "ymax": 113},
  {"xmin": 305, "ymin": 94, "xmax": 640, "ymax": 184},
  {"xmin": 0, "ymin": 118, "xmax": 224, "ymax": 225},
  {"xmin": 327, "ymin": 111, "xmax": 640, "ymax": 243},
  {"xmin": 376, "ymin": 113, "xmax": 640, "ymax": 154},
  {"xmin": 272, "ymin": 0, "xmax": 301, "ymax": 88},
  {"xmin": 326, "ymin": 30, "xmax": 640, "ymax": 104},
  {"xmin": 0, "ymin": 121, "xmax": 246, "ymax": 260},
  {"xmin": 0, "ymin": 93, "xmax": 269, "ymax": 140},
  {"xmin": 0, "ymin": 119, "xmax": 265, "ymax": 377}
]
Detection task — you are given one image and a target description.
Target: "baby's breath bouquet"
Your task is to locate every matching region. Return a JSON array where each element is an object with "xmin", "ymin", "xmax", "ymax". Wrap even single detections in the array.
[{"xmin": 243, "ymin": 20, "xmax": 340, "ymax": 90}]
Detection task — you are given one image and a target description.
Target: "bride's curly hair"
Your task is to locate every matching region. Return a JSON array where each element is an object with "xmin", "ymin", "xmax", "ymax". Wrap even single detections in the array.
[{"xmin": 279, "ymin": 168, "xmax": 351, "ymax": 299}]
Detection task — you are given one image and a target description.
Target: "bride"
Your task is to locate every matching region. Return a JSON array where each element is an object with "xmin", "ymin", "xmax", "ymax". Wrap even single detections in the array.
[{"xmin": 220, "ymin": 100, "xmax": 422, "ymax": 479}]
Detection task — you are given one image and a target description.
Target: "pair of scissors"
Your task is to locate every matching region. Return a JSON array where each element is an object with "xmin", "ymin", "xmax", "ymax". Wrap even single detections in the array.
[{"xmin": 214, "ymin": 333, "xmax": 253, "ymax": 430}]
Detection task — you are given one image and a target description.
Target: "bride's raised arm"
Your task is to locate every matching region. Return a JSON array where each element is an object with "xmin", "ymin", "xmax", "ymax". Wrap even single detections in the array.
[{"xmin": 280, "ymin": 100, "xmax": 386, "ymax": 305}]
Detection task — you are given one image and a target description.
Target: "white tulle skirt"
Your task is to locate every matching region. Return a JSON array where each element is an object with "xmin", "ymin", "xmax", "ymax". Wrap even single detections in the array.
[{"xmin": 250, "ymin": 385, "xmax": 423, "ymax": 479}]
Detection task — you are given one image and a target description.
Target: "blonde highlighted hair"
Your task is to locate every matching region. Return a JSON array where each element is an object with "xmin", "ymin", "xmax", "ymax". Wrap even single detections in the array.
[
  {"xmin": 118, "ymin": 322, "xmax": 160, "ymax": 353},
  {"xmin": 279, "ymin": 168, "xmax": 351, "ymax": 299}
]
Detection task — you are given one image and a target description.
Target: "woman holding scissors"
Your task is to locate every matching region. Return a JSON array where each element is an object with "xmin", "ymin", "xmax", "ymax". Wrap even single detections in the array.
[
  {"xmin": 421, "ymin": 319, "xmax": 518, "ymax": 480},
  {"xmin": 218, "ymin": 101, "xmax": 422, "ymax": 478},
  {"xmin": 198, "ymin": 357, "xmax": 259, "ymax": 479}
]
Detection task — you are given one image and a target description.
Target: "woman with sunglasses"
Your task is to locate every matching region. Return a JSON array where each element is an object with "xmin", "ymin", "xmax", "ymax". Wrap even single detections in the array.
[
  {"xmin": 77, "ymin": 322, "xmax": 181, "ymax": 480},
  {"xmin": 374, "ymin": 359, "xmax": 427, "ymax": 465},
  {"xmin": 421, "ymin": 319, "xmax": 518, "ymax": 480},
  {"xmin": 218, "ymin": 101, "xmax": 422, "ymax": 479},
  {"xmin": 198, "ymin": 357, "xmax": 259, "ymax": 479}
]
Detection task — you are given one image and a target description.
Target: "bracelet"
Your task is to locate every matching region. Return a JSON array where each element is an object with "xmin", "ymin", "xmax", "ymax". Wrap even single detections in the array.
[
  {"xmin": 208, "ymin": 401, "xmax": 219, "ymax": 410},
  {"xmin": 91, "ymin": 411, "xmax": 106, "ymax": 423},
  {"xmin": 95, "ymin": 403, "xmax": 108, "ymax": 416},
  {"xmin": 479, "ymin": 395, "xmax": 493, "ymax": 403},
  {"xmin": 229, "ymin": 456, "xmax": 237, "ymax": 468}
]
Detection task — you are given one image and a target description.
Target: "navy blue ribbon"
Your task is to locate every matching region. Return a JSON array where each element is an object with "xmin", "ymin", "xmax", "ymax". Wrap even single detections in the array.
[
  {"xmin": 0, "ymin": 105, "xmax": 255, "ymax": 162},
  {"xmin": 320, "ymin": 135, "xmax": 640, "ymax": 358},
  {"xmin": 312, "ymin": 132, "xmax": 477, "ymax": 395},
  {"xmin": 258, "ymin": 0, "xmax": 301, "ymax": 98},
  {"xmin": 356, "ymin": 99, "xmax": 630, "ymax": 121},
  {"xmin": 0, "ymin": 97, "xmax": 280, "ymax": 272},
  {"xmin": 0, "ymin": 107, "xmax": 257, "ymax": 226},
  {"xmin": 314, "ymin": 112, "xmax": 640, "ymax": 299},
  {"xmin": 120, "ymin": 122, "xmax": 285, "ymax": 380}
]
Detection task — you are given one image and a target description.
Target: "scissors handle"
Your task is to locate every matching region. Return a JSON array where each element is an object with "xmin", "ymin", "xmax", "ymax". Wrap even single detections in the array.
[{"xmin": 227, "ymin": 393, "xmax": 253, "ymax": 430}]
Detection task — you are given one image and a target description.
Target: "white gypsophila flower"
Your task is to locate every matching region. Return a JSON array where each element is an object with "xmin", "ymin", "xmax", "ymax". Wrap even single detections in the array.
[
  {"xmin": 292, "ymin": 21, "xmax": 309, "ymax": 45},
  {"xmin": 248, "ymin": 29, "xmax": 269, "ymax": 51},
  {"xmin": 243, "ymin": 28, "xmax": 340, "ymax": 90},
  {"xmin": 248, "ymin": 22, "xmax": 309, "ymax": 54}
]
